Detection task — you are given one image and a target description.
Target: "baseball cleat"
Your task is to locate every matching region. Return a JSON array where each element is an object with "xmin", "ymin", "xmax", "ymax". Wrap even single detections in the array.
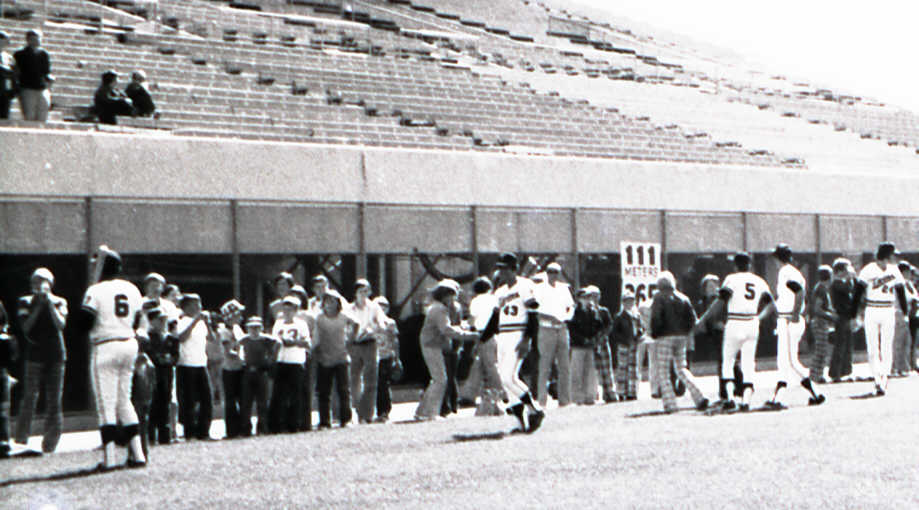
[
  {"xmin": 696, "ymin": 398, "xmax": 710, "ymax": 411},
  {"xmin": 506, "ymin": 403, "xmax": 527, "ymax": 430},
  {"xmin": 874, "ymin": 385, "xmax": 885, "ymax": 396},
  {"xmin": 721, "ymin": 400, "xmax": 736, "ymax": 411},
  {"xmin": 526, "ymin": 410, "xmax": 545, "ymax": 433},
  {"xmin": 738, "ymin": 403, "xmax": 750, "ymax": 412},
  {"xmin": 808, "ymin": 394, "xmax": 826, "ymax": 406},
  {"xmin": 763, "ymin": 400, "xmax": 787, "ymax": 410}
]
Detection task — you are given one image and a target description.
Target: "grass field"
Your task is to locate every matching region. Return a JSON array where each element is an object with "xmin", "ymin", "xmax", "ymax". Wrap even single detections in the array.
[{"xmin": 4, "ymin": 370, "xmax": 919, "ymax": 509}]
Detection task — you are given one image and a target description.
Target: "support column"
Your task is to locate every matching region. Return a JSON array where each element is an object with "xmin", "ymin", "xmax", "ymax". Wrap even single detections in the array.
[
  {"xmin": 231, "ymin": 199, "xmax": 241, "ymax": 300},
  {"xmin": 571, "ymin": 207, "xmax": 580, "ymax": 289},
  {"xmin": 357, "ymin": 202, "xmax": 367, "ymax": 278},
  {"xmin": 660, "ymin": 210, "xmax": 668, "ymax": 270},
  {"xmin": 471, "ymin": 205, "xmax": 479, "ymax": 276},
  {"xmin": 815, "ymin": 214, "xmax": 822, "ymax": 266},
  {"xmin": 741, "ymin": 211, "xmax": 749, "ymax": 252}
]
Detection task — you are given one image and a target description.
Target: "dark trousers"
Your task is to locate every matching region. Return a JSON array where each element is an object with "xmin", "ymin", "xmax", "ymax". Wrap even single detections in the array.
[
  {"xmin": 241, "ymin": 367, "xmax": 271, "ymax": 435},
  {"xmin": 317, "ymin": 363, "xmax": 351, "ymax": 427},
  {"xmin": 829, "ymin": 321, "xmax": 854, "ymax": 380},
  {"xmin": 376, "ymin": 357, "xmax": 394, "ymax": 419},
  {"xmin": 222, "ymin": 369, "xmax": 244, "ymax": 438},
  {"xmin": 14, "ymin": 360, "xmax": 65, "ymax": 453},
  {"xmin": 1, "ymin": 368, "xmax": 10, "ymax": 455},
  {"xmin": 269, "ymin": 363, "xmax": 305, "ymax": 433},
  {"xmin": 0, "ymin": 95, "xmax": 11, "ymax": 119},
  {"xmin": 440, "ymin": 350, "xmax": 459, "ymax": 416},
  {"xmin": 302, "ymin": 359, "xmax": 314, "ymax": 430},
  {"xmin": 176, "ymin": 366, "xmax": 212, "ymax": 440},
  {"xmin": 149, "ymin": 364, "xmax": 174, "ymax": 445}
]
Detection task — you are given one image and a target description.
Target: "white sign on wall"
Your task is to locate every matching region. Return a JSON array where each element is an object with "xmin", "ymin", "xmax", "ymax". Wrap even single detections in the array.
[{"xmin": 620, "ymin": 241, "xmax": 662, "ymax": 307}]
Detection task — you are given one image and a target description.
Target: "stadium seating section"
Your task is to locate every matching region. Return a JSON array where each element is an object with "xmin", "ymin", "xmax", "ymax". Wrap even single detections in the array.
[{"xmin": 2, "ymin": 0, "xmax": 917, "ymax": 167}]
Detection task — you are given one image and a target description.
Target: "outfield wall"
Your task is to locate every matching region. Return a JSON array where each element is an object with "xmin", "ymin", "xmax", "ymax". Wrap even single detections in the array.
[{"xmin": 1, "ymin": 129, "xmax": 918, "ymax": 256}]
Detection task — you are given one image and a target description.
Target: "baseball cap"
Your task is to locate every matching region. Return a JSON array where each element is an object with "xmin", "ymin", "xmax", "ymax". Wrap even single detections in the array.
[
  {"xmin": 495, "ymin": 252, "xmax": 518, "ymax": 270},
  {"xmin": 102, "ymin": 69, "xmax": 119, "ymax": 80},
  {"xmin": 245, "ymin": 316, "xmax": 263, "ymax": 328},
  {"xmin": 274, "ymin": 271, "xmax": 295, "ymax": 285},
  {"xmin": 281, "ymin": 295, "xmax": 301, "ymax": 308},
  {"xmin": 772, "ymin": 243, "xmax": 793, "ymax": 262},
  {"xmin": 220, "ymin": 299, "xmax": 245, "ymax": 316},
  {"xmin": 355, "ymin": 278, "xmax": 371, "ymax": 292},
  {"xmin": 877, "ymin": 242, "xmax": 898, "ymax": 260},
  {"xmin": 472, "ymin": 276, "xmax": 493, "ymax": 294},
  {"xmin": 146, "ymin": 307, "xmax": 164, "ymax": 320},
  {"xmin": 31, "ymin": 267, "xmax": 54, "ymax": 286},
  {"xmin": 179, "ymin": 293, "xmax": 201, "ymax": 306},
  {"xmin": 621, "ymin": 290, "xmax": 636, "ymax": 300},
  {"xmin": 816, "ymin": 265, "xmax": 833, "ymax": 280},
  {"xmin": 546, "ymin": 262, "xmax": 562, "ymax": 273},
  {"xmin": 585, "ymin": 285, "xmax": 601, "ymax": 297},
  {"xmin": 144, "ymin": 272, "xmax": 166, "ymax": 285},
  {"xmin": 576, "ymin": 286, "xmax": 591, "ymax": 297},
  {"xmin": 431, "ymin": 279, "xmax": 460, "ymax": 295},
  {"xmin": 311, "ymin": 274, "xmax": 329, "ymax": 285},
  {"xmin": 732, "ymin": 251, "xmax": 751, "ymax": 264},
  {"xmin": 26, "ymin": 29, "xmax": 41, "ymax": 38}
]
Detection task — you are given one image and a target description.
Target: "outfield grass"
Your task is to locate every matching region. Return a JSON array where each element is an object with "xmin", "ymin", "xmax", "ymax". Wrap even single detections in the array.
[{"xmin": 4, "ymin": 374, "xmax": 919, "ymax": 509}]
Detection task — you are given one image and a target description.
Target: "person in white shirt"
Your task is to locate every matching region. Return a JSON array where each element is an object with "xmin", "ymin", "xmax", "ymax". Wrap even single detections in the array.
[
  {"xmin": 765, "ymin": 244, "xmax": 825, "ymax": 409},
  {"xmin": 347, "ymin": 279, "xmax": 387, "ymax": 424},
  {"xmin": 219, "ymin": 299, "xmax": 246, "ymax": 438},
  {"xmin": 175, "ymin": 293, "xmax": 215, "ymax": 440},
  {"xmin": 75, "ymin": 246, "xmax": 146, "ymax": 469},
  {"xmin": 269, "ymin": 296, "xmax": 311, "ymax": 433},
  {"xmin": 135, "ymin": 273, "xmax": 179, "ymax": 340},
  {"xmin": 533, "ymin": 262, "xmax": 575, "ymax": 407},
  {"xmin": 854, "ymin": 242, "xmax": 909, "ymax": 395}
]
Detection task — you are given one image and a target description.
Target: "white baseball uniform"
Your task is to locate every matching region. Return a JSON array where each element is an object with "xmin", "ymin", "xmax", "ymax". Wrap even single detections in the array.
[
  {"xmin": 721, "ymin": 272, "xmax": 771, "ymax": 382},
  {"xmin": 83, "ymin": 279, "xmax": 144, "ymax": 426},
  {"xmin": 858, "ymin": 262, "xmax": 905, "ymax": 388},
  {"xmin": 775, "ymin": 263, "xmax": 808, "ymax": 383},
  {"xmin": 492, "ymin": 276, "xmax": 537, "ymax": 401}
]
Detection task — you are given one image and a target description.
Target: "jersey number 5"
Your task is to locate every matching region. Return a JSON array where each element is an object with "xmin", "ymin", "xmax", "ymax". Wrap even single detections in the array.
[
  {"xmin": 114, "ymin": 294, "xmax": 129, "ymax": 318},
  {"xmin": 744, "ymin": 283, "xmax": 755, "ymax": 300}
]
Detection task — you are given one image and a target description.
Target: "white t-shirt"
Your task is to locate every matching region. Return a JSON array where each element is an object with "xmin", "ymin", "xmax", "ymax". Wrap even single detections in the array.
[
  {"xmin": 493, "ymin": 276, "xmax": 536, "ymax": 333},
  {"xmin": 722, "ymin": 272, "xmax": 771, "ymax": 319},
  {"xmin": 534, "ymin": 280, "xmax": 575, "ymax": 323},
  {"xmin": 775, "ymin": 264, "xmax": 806, "ymax": 315},
  {"xmin": 272, "ymin": 317, "xmax": 311, "ymax": 364},
  {"xmin": 82, "ymin": 279, "xmax": 144, "ymax": 343},
  {"xmin": 176, "ymin": 316, "xmax": 209, "ymax": 367},
  {"xmin": 859, "ymin": 262, "xmax": 905, "ymax": 307},
  {"xmin": 469, "ymin": 293, "xmax": 499, "ymax": 332}
]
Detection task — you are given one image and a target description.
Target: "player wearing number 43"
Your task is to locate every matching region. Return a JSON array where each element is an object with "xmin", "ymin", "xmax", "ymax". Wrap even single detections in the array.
[
  {"xmin": 74, "ymin": 245, "xmax": 147, "ymax": 470},
  {"xmin": 853, "ymin": 242, "xmax": 909, "ymax": 396},
  {"xmin": 764, "ymin": 244, "xmax": 824, "ymax": 410},
  {"xmin": 269, "ymin": 296, "xmax": 311, "ymax": 433}
]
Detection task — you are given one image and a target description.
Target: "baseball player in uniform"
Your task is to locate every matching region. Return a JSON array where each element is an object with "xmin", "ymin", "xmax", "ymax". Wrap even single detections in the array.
[
  {"xmin": 853, "ymin": 242, "xmax": 909, "ymax": 395},
  {"xmin": 717, "ymin": 252, "xmax": 775, "ymax": 411},
  {"xmin": 74, "ymin": 246, "xmax": 146, "ymax": 469},
  {"xmin": 765, "ymin": 244, "xmax": 825, "ymax": 409},
  {"xmin": 485, "ymin": 253, "xmax": 545, "ymax": 433}
]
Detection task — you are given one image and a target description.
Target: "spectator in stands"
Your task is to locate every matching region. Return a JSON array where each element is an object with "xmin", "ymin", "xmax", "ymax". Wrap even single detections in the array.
[
  {"xmin": 533, "ymin": 262, "xmax": 574, "ymax": 407},
  {"xmin": 93, "ymin": 70, "xmax": 134, "ymax": 125},
  {"xmin": 269, "ymin": 296, "xmax": 311, "ymax": 433},
  {"xmin": 568, "ymin": 287, "xmax": 603, "ymax": 405},
  {"xmin": 14, "ymin": 268, "xmax": 68, "ymax": 453},
  {"xmin": 219, "ymin": 300, "xmax": 246, "ymax": 439},
  {"xmin": 142, "ymin": 308, "xmax": 178, "ymax": 445},
  {"xmin": 613, "ymin": 291, "xmax": 642, "ymax": 400},
  {"xmin": 415, "ymin": 280, "xmax": 478, "ymax": 421},
  {"xmin": 828, "ymin": 259, "xmax": 857, "ymax": 382},
  {"xmin": 313, "ymin": 291, "xmax": 356, "ymax": 428},
  {"xmin": 588, "ymin": 286, "xmax": 617, "ymax": 403},
  {"xmin": 373, "ymin": 296, "xmax": 400, "ymax": 423},
  {"xmin": 13, "ymin": 29, "xmax": 53, "ymax": 122},
  {"xmin": 175, "ymin": 294, "xmax": 215, "ymax": 440},
  {"xmin": 0, "ymin": 32, "xmax": 16, "ymax": 120},
  {"xmin": 125, "ymin": 70, "xmax": 156, "ymax": 117},
  {"xmin": 239, "ymin": 316, "xmax": 279, "ymax": 436},
  {"xmin": 0, "ymin": 302, "xmax": 18, "ymax": 458},
  {"xmin": 348, "ymin": 279, "xmax": 386, "ymax": 424}
]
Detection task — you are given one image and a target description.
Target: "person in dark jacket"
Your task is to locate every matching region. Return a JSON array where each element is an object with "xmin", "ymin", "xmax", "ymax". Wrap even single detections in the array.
[
  {"xmin": 568, "ymin": 288, "xmax": 603, "ymax": 405},
  {"xmin": 828, "ymin": 259, "xmax": 857, "ymax": 382},
  {"xmin": 124, "ymin": 70, "xmax": 155, "ymax": 117},
  {"xmin": 93, "ymin": 70, "xmax": 133, "ymax": 125},
  {"xmin": 613, "ymin": 291, "xmax": 642, "ymax": 400},
  {"xmin": 650, "ymin": 272, "xmax": 708, "ymax": 413},
  {"xmin": 141, "ymin": 308, "xmax": 179, "ymax": 445},
  {"xmin": 13, "ymin": 29, "xmax": 53, "ymax": 121}
]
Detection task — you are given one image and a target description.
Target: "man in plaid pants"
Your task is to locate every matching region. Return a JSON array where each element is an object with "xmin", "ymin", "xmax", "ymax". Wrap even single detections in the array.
[
  {"xmin": 613, "ymin": 292, "xmax": 642, "ymax": 400},
  {"xmin": 808, "ymin": 266, "xmax": 836, "ymax": 383},
  {"xmin": 650, "ymin": 272, "xmax": 709, "ymax": 413},
  {"xmin": 586, "ymin": 286, "xmax": 617, "ymax": 402}
]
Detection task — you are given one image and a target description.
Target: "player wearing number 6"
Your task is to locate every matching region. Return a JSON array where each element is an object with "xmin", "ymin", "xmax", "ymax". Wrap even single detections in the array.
[
  {"xmin": 76, "ymin": 245, "xmax": 147, "ymax": 470},
  {"xmin": 854, "ymin": 242, "xmax": 909, "ymax": 396},
  {"xmin": 717, "ymin": 252, "xmax": 775, "ymax": 411}
]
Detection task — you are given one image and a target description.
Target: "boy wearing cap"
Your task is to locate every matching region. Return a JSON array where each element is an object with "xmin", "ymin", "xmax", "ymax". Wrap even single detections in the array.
[
  {"xmin": 239, "ymin": 316, "xmax": 279, "ymax": 436},
  {"xmin": 808, "ymin": 266, "xmax": 837, "ymax": 383},
  {"xmin": 175, "ymin": 294, "xmax": 215, "ymax": 440},
  {"xmin": 15, "ymin": 268, "xmax": 68, "ymax": 453},
  {"xmin": 0, "ymin": 31, "xmax": 15, "ymax": 119},
  {"xmin": 374, "ymin": 296, "xmax": 400, "ymax": 423},
  {"xmin": 347, "ymin": 279, "xmax": 388, "ymax": 424},
  {"xmin": 569, "ymin": 288, "xmax": 603, "ymax": 405},
  {"xmin": 142, "ymin": 308, "xmax": 179, "ymax": 445},
  {"xmin": 14, "ymin": 29, "xmax": 53, "ymax": 122},
  {"xmin": 613, "ymin": 290, "xmax": 642, "ymax": 400},
  {"xmin": 269, "ymin": 296, "xmax": 311, "ymax": 433},
  {"xmin": 219, "ymin": 300, "xmax": 246, "ymax": 438}
]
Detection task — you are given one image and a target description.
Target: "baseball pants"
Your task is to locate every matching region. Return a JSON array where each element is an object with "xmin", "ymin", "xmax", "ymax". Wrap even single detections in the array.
[
  {"xmin": 655, "ymin": 335, "xmax": 705, "ymax": 411},
  {"xmin": 416, "ymin": 345, "xmax": 446, "ymax": 419},
  {"xmin": 594, "ymin": 340, "xmax": 616, "ymax": 402},
  {"xmin": 808, "ymin": 319, "xmax": 834, "ymax": 381},
  {"xmin": 494, "ymin": 331, "xmax": 530, "ymax": 403},
  {"xmin": 536, "ymin": 325, "xmax": 571, "ymax": 407},
  {"xmin": 570, "ymin": 347, "xmax": 597, "ymax": 404},
  {"xmin": 14, "ymin": 360, "xmax": 64, "ymax": 452},
  {"xmin": 864, "ymin": 306, "xmax": 895, "ymax": 388},
  {"xmin": 615, "ymin": 343, "xmax": 638, "ymax": 399},
  {"xmin": 722, "ymin": 319, "xmax": 759, "ymax": 392},
  {"xmin": 891, "ymin": 310, "xmax": 911, "ymax": 374},
  {"xmin": 18, "ymin": 88, "xmax": 50, "ymax": 121},
  {"xmin": 348, "ymin": 341, "xmax": 378, "ymax": 423},
  {"xmin": 91, "ymin": 339, "xmax": 140, "ymax": 429},
  {"xmin": 776, "ymin": 318, "xmax": 808, "ymax": 383}
]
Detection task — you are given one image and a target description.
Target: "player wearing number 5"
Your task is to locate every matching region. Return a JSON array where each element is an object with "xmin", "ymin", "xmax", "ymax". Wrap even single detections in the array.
[
  {"xmin": 717, "ymin": 252, "xmax": 775, "ymax": 411},
  {"xmin": 853, "ymin": 242, "xmax": 909, "ymax": 396},
  {"xmin": 75, "ymin": 246, "xmax": 146, "ymax": 469}
]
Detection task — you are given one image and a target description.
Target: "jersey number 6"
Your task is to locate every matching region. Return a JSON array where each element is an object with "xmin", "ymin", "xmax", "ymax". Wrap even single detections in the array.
[{"xmin": 114, "ymin": 294, "xmax": 129, "ymax": 317}]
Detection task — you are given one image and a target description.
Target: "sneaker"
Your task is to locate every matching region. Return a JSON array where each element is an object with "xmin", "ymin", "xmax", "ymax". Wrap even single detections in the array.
[
  {"xmin": 373, "ymin": 415, "xmax": 389, "ymax": 424},
  {"xmin": 738, "ymin": 403, "xmax": 750, "ymax": 412},
  {"xmin": 126, "ymin": 459, "xmax": 147, "ymax": 469},
  {"xmin": 695, "ymin": 398, "xmax": 710, "ymax": 411},
  {"xmin": 763, "ymin": 400, "xmax": 787, "ymax": 410},
  {"xmin": 808, "ymin": 394, "xmax": 826, "ymax": 406},
  {"xmin": 526, "ymin": 410, "xmax": 545, "ymax": 433},
  {"xmin": 721, "ymin": 400, "xmax": 736, "ymax": 411}
]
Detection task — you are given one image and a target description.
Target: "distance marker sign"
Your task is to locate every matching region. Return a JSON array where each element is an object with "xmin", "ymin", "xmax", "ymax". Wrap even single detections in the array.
[{"xmin": 620, "ymin": 242, "xmax": 661, "ymax": 307}]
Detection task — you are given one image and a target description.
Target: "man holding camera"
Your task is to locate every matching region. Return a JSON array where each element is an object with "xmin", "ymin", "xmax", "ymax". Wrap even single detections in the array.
[{"xmin": 14, "ymin": 268, "xmax": 68, "ymax": 453}]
